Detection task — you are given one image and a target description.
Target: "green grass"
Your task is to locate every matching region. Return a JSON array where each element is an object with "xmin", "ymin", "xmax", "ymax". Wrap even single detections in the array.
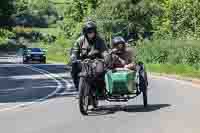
[
  {"xmin": 32, "ymin": 28, "xmax": 62, "ymax": 36},
  {"xmin": 49, "ymin": 0, "xmax": 72, "ymax": 3},
  {"xmin": 32, "ymin": 39, "xmax": 72, "ymax": 64},
  {"xmin": 136, "ymin": 39, "xmax": 200, "ymax": 79},
  {"xmin": 36, "ymin": 45, "xmax": 69, "ymax": 63},
  {"xmin": 146, "ymin": 63, "xmax": 200, "ymax": 78},
  {"xmin": 46, "ymin": 46, "xmax": 67, "ymax": 63}
]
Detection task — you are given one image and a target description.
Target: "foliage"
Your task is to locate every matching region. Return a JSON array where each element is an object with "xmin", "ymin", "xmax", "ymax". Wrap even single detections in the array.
[
  {"xmin": 2, "ymin": 0, "xmax": 200, "ymax": 69},
  {"xmin": 2, "ymin": 0, "xmax": 200, "ymax": 40},
  {"xmin": 0, "ymin": 0, "xmax": 15, "ymax": 27},
  {"xmin": 137, "ymin": 40, "xmax": 200, "ymax": 68},
  {"xmin": 0, "ymin": 29, "xmax": 15, "ymax": 44},
  {"xmin": 152, "ymin": 0, "xmax": 200, "ymax": 40},
  {"xmin": 91, "ymin": 0, "xmax": 159, "ymax": 43}
]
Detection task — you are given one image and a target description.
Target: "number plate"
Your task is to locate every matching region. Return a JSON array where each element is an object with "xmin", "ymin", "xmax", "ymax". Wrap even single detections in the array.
[{"xmin": 33, "ymin": 56, "xmax": 41, "ymax": 59}]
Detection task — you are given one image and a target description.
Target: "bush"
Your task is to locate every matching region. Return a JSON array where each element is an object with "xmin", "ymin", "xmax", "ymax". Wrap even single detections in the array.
[
  {"xmin": 0, "ymin": 29, "xmax": 15, "ymax": 44},
  {"xmin": 137, "ymin": 40, "xmax": 200, "ymax": 68}
]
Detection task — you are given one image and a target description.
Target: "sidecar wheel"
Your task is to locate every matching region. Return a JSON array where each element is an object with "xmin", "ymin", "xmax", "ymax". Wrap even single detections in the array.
[{"xmin": 140, "ymin": 76, "xmax": 148, "ymax": 107}]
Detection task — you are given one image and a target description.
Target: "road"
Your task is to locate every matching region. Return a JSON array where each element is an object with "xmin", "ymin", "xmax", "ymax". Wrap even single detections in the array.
[{"xmin": 0, "ymin": 54, "xmax": 200, "ymax": 133}]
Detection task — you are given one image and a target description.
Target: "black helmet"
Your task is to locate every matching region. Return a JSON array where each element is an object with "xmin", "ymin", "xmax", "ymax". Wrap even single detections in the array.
[
  {"xmin": 83, "ymin": 21, "xmax": 97, "ymax": 35},
  {"xmin": 112, "ymin": 36, "xmax": 126, "ymax": 47}
]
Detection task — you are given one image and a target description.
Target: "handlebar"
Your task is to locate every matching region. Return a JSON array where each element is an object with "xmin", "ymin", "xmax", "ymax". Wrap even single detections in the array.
[{"xmin": 73, "ymin": 58, "xmax": 105, "ymax": 64}]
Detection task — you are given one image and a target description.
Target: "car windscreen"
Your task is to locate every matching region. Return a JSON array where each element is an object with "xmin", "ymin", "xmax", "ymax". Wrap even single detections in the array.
[{"xmin": 30, "ymin": 48, "xmax": 42, "ymax": 52}]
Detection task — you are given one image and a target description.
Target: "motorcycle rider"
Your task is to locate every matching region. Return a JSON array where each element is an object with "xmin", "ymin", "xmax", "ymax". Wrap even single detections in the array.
[{"xmin": 70, "ymin": 21, "xmax": 108, "ymax": 91}]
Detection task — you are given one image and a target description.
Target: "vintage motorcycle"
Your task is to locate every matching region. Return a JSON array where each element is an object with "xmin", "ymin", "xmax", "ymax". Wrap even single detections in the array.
[{"xmin": 77, "ymin": 51, "xmax": 148, "ymax": 115}]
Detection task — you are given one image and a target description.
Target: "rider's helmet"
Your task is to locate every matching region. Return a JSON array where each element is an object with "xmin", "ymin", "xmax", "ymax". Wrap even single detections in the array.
[
  {"xmin": 83, "ymin": 21, "xmax": 97, "ymax": 35},
  {"xmin": 112, "ymin": 36, "xmax": 126, "ymax": 53}
]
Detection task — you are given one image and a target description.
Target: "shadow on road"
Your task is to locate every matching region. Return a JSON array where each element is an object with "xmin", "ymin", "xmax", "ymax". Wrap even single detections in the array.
[{"xmin": 87, "ymin": 104, "xmax": 171, "ymax": 116}]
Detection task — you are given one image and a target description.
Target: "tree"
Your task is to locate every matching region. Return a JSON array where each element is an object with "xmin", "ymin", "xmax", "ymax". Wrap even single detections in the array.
[
  {"xmin": 152, "ymin": 0, "xmax": 200, "ymax": 40},
  {"xmin": 90, "ymin": 0, "xmax": 159, "ymax": 42},
  {"xmin": 0, "ymin": 0, "xmax": 15, "ymax": 27}
]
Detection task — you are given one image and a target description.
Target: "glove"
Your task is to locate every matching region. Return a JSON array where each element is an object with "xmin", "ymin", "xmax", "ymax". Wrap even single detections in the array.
[
  {"xmin": 111, "ymin": 48, "xmax": 118, "ymax": 54},
  {"xmin": 104, "ymin": 53, "xmax": 113, "ymax": 68},
  {"xmin": 111, "ymin": 54, "xmax": 126, "ymax": 67},
  {"xmin": 118, "ymin": 57, "xmax": 126, "ymax": 66},
  {"xmin": 112, "ymin": 54, "xmax": 126, "ymax": 65},
  {"xmin": 88, "ymin": 50, "xmax": 100, "ymax": 57}
]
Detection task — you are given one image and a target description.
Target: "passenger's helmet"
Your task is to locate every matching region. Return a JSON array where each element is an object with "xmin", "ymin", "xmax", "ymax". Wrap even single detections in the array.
[{"xmin": 112, "ymin": 36, "xmax": 126, "ymax": 53}]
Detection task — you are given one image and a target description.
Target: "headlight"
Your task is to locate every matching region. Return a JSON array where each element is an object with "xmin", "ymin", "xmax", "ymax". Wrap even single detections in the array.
[{"xmin": 70, "ymin": 54, "xmax": 77, "ymax": 62}]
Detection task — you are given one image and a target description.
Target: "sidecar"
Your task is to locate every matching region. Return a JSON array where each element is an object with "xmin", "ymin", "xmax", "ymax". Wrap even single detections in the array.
[{"xmin": 104, "ymin": 68, "xmax": 148, "ymax": 105}]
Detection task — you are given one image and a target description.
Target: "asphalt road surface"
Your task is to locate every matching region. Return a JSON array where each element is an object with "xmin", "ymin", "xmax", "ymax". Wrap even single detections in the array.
[{"xmin": 1, "ymin": 54, "xmax": 200, "ymax": 133}]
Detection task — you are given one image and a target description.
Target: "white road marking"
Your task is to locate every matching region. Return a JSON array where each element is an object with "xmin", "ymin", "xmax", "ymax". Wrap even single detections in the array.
[
  {"xmin": 10, "ymin": 73, "xmax": 67, "ymax": 80},
  {"xmin": 0, "ymin": 64, "xmax": 65, "ymax": 67},
  {"xmin": 0, "ymin": 87, "xmax": 25, "ymax": 92},
  {"xmin": 0, "ymin": 65, "xmax": 63, "ymax": 112},
  {"xmin": 57, "ymin": 91, "xmax": 78, "ymax": 96},
  {"xmin": 67, "ymin": 83, "xmax": 74, "ymax": 89},
  {"xmin": 15, "ymin": 65, "xmax": 72, "ymax": 107},
  {"xmin": 31, "ymin": 86, "xmax": 58, "ymax": 89}
]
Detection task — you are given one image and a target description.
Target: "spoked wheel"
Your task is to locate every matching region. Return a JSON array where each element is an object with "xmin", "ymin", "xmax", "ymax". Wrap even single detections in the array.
[
  {"xmin": 79, "ymin": 77, "xmax": 90, "ymax": 115},
  {"xmin": 142, "ymin": 88, "xmax": 148, "ymax": 107},
  {"xmin": 139, "ymin": 75, "xmax": 148, "ymax": 107}
]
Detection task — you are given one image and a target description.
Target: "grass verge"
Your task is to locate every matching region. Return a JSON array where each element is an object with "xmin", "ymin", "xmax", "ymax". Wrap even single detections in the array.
[
  {"xmin": 33, "ymin": 41, "xmax": 72, "ymax": 64},
  {"xmin": 146, "ymin": 64, "xmax": 200, "ymax": 79},
  {"xmin": 39, "ymin": 45, "xmax": 69, "ymax": 63}
]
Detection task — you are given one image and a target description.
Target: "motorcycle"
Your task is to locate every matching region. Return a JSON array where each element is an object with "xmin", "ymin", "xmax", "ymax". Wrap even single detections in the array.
[{"xmin": 77, "ymin": 51, "xmax": 148, "ymax": 115}]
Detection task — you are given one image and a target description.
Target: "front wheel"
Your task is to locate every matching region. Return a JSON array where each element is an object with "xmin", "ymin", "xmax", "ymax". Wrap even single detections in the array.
[
  {"xmin": 92, "ymin": 96, "xmax": 98, "ymax": 108},
  {"xmin": 23, "ymin": 60, "xmax": 28, "ymax": 64},
  {"xmin": 79, "ymin": 77, "xmax": 90, "ymax": 115}
]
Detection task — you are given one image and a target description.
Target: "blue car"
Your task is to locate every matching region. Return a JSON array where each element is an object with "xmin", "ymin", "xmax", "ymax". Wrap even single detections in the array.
[{"xmin": 23, "ymin": 48, "xmax": 46, "ymax": 64}]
